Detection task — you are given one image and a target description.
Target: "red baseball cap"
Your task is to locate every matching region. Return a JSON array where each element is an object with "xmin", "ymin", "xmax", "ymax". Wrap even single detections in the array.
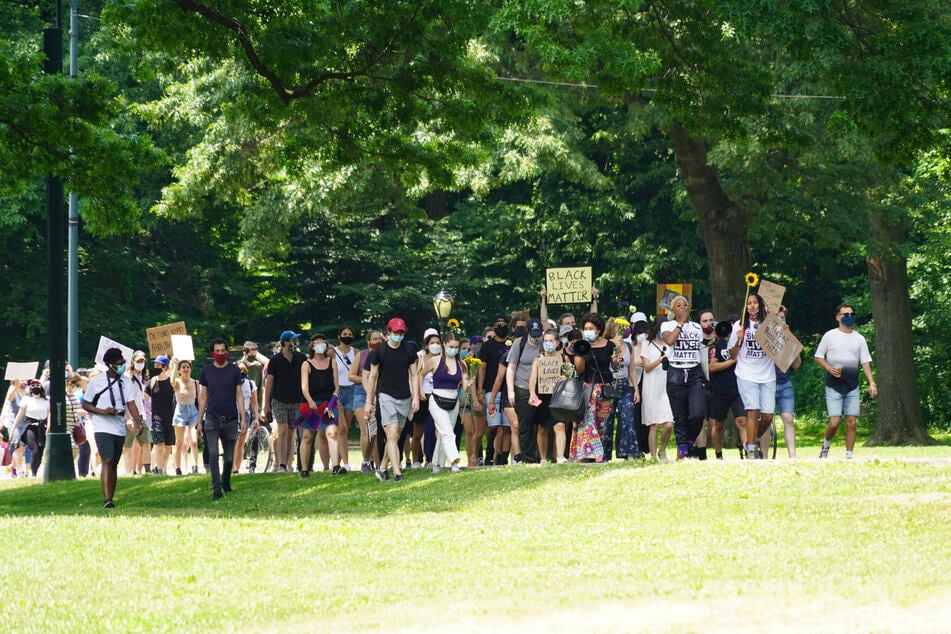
[{"xmin": 387, "ymin": 317, "xmax": 408, "ymax": 333}]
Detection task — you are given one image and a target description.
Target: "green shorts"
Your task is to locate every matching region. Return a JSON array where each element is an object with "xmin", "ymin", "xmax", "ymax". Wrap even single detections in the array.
[{"xmin": 123, "ymin": 422, "xmax": 152, "ymax": 448}]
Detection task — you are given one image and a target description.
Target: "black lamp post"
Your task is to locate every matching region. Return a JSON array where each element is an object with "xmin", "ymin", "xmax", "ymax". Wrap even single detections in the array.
[{"xmin": 433, "ymin": 290, "xmax": 453, "ymax": 333}]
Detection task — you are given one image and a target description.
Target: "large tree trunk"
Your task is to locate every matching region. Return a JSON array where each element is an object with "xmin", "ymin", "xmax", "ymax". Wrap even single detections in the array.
[
  {"xmin": 866, "ymin": 214, "xmax": 934, "ymax": 445},
  {"xmin": 668, "ymin": 124, "xmax": 751, "ymax": 318}
]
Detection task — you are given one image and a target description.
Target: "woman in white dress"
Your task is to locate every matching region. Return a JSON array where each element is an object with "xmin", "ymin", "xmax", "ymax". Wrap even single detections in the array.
[{"xmin": 640, "ymin": 316, "xmax": 674, "ymax": 461}]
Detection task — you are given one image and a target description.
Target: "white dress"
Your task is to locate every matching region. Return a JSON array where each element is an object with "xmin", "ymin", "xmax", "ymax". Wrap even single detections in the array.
[{"xmin": 640, "ymin": 340, "xmax": 673, "ymax": 425}]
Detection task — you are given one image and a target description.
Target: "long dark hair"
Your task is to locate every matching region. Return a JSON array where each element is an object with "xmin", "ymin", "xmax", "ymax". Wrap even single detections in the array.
[{"xmin": 647, "ymin": 315, "xmax": 666, "ymax": 342}]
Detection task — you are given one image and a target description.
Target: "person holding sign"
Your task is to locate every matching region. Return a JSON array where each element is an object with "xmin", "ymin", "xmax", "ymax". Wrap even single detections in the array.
[
  {"xmin": 814, "ymin": 302, "xmax": 877, "ymax": 459},
  {"xmin": 529, "ymin": 329, "xmax": 569, "ymax": 463},
  {"xmin": 661, "ymin": 296, "xmax": 709, "ymax": 460},
  {"xmin": 729, "ymin": 293, "xmax": 774, "ymax": 460},
  {"xmin": 83, "ymin": 348, "xmax": 146, "ymax": 508}
]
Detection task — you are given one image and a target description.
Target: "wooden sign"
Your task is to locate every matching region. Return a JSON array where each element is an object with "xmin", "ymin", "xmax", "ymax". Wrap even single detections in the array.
[
  {"xmin": 757, "ymin": 280, "xmax": 786, "ymax": 314},
  {"xmin": 171, "ymin": 335, "xmax": 196, "ymax": 362},
  {"xmin": 4, "ymin": 361, "xmax": 39, "ymax": 381},
  {"xmin": 656, "ymin": 283, "xmax": 693, "ymax": 314},
  {"xmin": 146, "ymin": 321, "xmax": 188, "ymax": 358},
  {"xmin": 536, "ymin": 356, "xmax": 563, "ymax": 395},
  {"xmin": 546, "ymin": 266, "xmax": 592, "ymax": 304},
  {"xmin": 754, "ymin": 313, "xmax": 803, "ymax": 373},
  {"xmin": 95, "ymin": 336, "xmax": 134, "ymax": 367}
]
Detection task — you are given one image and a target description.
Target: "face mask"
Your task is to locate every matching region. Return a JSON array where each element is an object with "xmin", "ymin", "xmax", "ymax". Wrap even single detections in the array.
[
  {"xmin": 748, "ymin": 308, "xmax": 759, "ymax": 319},
  {"xmin": 543, "ymin": 341, "xmax": 558, "ymax": 353},
  {"xmin": 389, "ymin": 334, "xmax": 404, "ymax": 344},
  {"xmin": 560, "ymin": 337, "xmax": 569, "ymax": 346},
  {"xmin": 134, "ymin": 360, "xmax": 145, "ymax": 371},
  {"xmin": 528, "ymin": 335, "xmax": 539, "ymax": 345},
  {"xmin": 460, "ymin": 349, "xmax": 469, "ymax": 360},
  {"xmin": 313, "ymin": 343, "xmax": 328, "ymax": 355},
  {"xmin": 582, "ymin": 330, "xmax": 597, "ymax": 342},
  {"xmin": 369, "ymin": 340, "xmax": 382, "ymax": 349},
  {"xmin": 31, "ymin": 388, "xmax": 42, "ymax": 396},
  {"xmin": 213, "ymin": 352, "xmax": 229, "ymax": 364},
  {"xmin": 702, "ymin": 325, "xmax": 714, "ymax": 335},
  {"xmin": 494, "ymin": 326, "xmax": 508, "ymax": 338},
  {"xmin": 428, "ymin": 343, "xmax": 442, "ymax": 355},
  {"xmin": 114, "ymin": 363, "xmax": 127, "ymax": 375},
  {"xmin": 841, "ymin": 314, "xmax": 855, "ymax": 327},
  {"xmin": 514, "ymin": 325, "xmax": 527, "ymax": 339},
  {"xmin": 637, "ymin": 333, "xmax": 647, "ymax": 343},
  {"xmin": 445, "ymin": 348, "xmax": 459, "ymax": 358},
  {"xmin": 339, "ymin": 336, "xmax": 354, "ymax": 345}
]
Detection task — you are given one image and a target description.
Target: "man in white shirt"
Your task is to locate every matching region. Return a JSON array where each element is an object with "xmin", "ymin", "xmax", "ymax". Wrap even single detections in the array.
[{"xmin": 813, "ymin": 303, "xmax": 878, "ymax": 459}]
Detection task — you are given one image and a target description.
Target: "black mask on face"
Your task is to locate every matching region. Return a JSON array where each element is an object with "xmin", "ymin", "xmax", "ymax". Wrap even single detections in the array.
[
  {"xmin": 493, "ymin": 325, "xmax": 508, "ymax": 338},
  {"xmin": 514, "ymin": 325, "xmax": 527, "ymax": 339},
  {"xmin": 339, "ymin": 336, "xmax": 354, "ymax": 345}
]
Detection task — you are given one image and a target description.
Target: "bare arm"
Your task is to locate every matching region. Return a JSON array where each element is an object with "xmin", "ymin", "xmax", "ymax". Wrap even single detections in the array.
[
  {"xmin": 235, "ymin": 384, "xmax": 246, "ymax": 433},
  {"xmin": 261, "ymin": 373, "xmax": 274, "ymax": 420},
  {"xmin": 196, "ymin": 382, "xmax": 207, "ymax": 434},
  {"xmin": 862, "ymin": 361, "xmax": 878, "ymax": 398},
  {"xmin": 528, "ymin": 358, "xmax": 540, "ymax": 402},
  {"xmin": 301, "ymin": 361, "xmax": 315, "ymax": 409},
  {"xmin": 363, "ymin": 364, "xmax": 379, "ymax": 417},
  {"xmin": 539, "ymin": 286, "xmax": 549, "ymax": 325}
]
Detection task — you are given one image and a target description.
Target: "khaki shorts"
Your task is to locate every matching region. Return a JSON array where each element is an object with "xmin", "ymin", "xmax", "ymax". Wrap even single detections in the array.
[{"xmin": 122, "ymin": 421, "xmax": 151, "ymax": 448}]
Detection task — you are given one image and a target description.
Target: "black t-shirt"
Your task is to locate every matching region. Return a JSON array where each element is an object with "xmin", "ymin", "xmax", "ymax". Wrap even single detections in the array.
[
  {"xmin": 583, "ymin": 341, "xmax": 616, "ymax": 384},
  {"xmin": 368, "ymin": 342, "xmax": 417, "ymax": 399},
  {"xmin": 710, "ymin": 339, "xmax": 739, "ymax": 395},
  {"xmin": 478, "ymin": 338, "xmax": 509, "ymax": 391},
  {"xmin": 145, "ymin": 376, "xmax": 176, "ymax": 424},
  {"xmin": 267, "ymin": 351, "xmax": 306, "ymax": 403},
  {"xmin": 199, "ymin": 363, "xmax": 244, "ymax": 419}
]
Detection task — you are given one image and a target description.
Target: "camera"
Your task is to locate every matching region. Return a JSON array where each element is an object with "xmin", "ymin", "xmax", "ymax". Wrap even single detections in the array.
[{"xmin": 114, "ymin": 408, "xmax": 125, "ymax": 416}]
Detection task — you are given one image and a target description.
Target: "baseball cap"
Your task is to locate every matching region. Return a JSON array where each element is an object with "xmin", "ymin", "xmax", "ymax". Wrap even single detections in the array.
[
  {"xmin": 279, "ymin": 329, "xmax": 301, "ymax": 343},
  {"xmin": 630, "ymin": 311, "xmax": 648, "ymax": 325},
  {"xmin": 423, "ymin": 327, "xmax": 439, "ymax": 339},
  {"xmin": 387, "ymin": 317, "xmax": 408, "ymax": 333},
  {"xmin": 153, "ymin": 355, "xmax": 170, "ymax": 366},
  {"xmin": 559, "ymin": 324, "xmax": 573, "ymax": 336},
  {"xmin": 527, "ymin": 318, "xmax": 544, "ymax": 338}
]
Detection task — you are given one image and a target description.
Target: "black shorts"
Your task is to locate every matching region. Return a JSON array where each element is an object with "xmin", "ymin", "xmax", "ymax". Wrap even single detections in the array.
[
  {"xmin": 151, "ymin": 415, "xmax": 176, "ymax": 446},
  {"xmin": 710, "ymin": 392, "xmax": 745, "ymax": 421},
  {"xmin": 95, "ymin": 432, "xmax": 125, "ymax": 463}
]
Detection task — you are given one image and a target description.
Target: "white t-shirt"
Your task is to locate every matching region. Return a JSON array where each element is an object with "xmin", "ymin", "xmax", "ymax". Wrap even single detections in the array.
[
  {"xmin": 728, "ymin": 320, "xmax": 775, "ymax": 383},
  {"xmin": 241, "ymin": 378, "xmax": 257, "ymax": 411},
  {"xmin": 18, "ymin": 395, "xmax": 50, "ymax": 421},
  {"xmin": 660, "ymin": 320, "xmax": 704, "ymax": 367},
  {"xmin": 334, "ymin": 347, "xmax": 356, "ymax": 387},
  {"xmin": 84, "ymin": 372, "xmax": 136, "ymax": 436},
  {"xmin": 815, "ymin": 328, "xmax": 872, "ymax": 369}
]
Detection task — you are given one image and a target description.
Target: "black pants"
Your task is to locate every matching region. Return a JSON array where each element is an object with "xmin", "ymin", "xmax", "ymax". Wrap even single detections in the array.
[
  {"xmin": 203, "ymin": 416, "xmax": 238, "ymax": 495},
  {"xmin": 23, "ymin": 422, "xmax": 45, "ymax": 476},
  {"xmin": 514, "ymin": 387, "xmax": 540, "ymax": 462},
  {"xmin": 76, "ymin": 441, "xmax": 91, "ymax": 476},
  {"xmin": 666, "ymin": 366, "xmax": 707, "ymax": 449}
]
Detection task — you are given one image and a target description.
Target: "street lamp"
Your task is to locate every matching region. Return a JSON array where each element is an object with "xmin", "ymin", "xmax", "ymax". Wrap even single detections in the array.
[{"xmin": 433, "ymin": 290, "xmax": 453, "ymax": 332}]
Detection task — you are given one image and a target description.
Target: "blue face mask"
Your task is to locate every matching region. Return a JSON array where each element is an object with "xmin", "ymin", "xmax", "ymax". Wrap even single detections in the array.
[
  {"xmin": 543, "ymin": 341, "xmax": 558, "ymax": 353},
  {"xmin": 389, "ymin": 334, "xmax": 404, "ymax": 344},
  {"xmin": 460, "ymin": 349, "xmax": 469, "ymax": 360},
  {"xmin": 840, "ymin": 314, "xmax": 855, "ymax": 328},
  {"xmin": 114, "ymin": 363, "xmax": 127, "ymax": 375},
  {"xmin": 582, "ymin": 330, "xmax": 597, "ymax": 342},
  {"xmin": 445, "ymin": 348, "xmax": 459, "ymax": 358}
]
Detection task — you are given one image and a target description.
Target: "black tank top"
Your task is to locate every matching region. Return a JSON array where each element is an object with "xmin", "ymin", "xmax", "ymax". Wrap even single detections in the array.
[{"xmin": 306, "ymin": 360, "xmax": 335, "ymax": 402}]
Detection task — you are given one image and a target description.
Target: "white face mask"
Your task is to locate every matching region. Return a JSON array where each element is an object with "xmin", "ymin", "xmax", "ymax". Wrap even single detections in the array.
[
  {"xmin": 428, "ymin": 343, "xmax": 443, "ymax": 355},
  {"xmin": 313, "ymin": 343, "xmax": 328, "ymax": 355},
  {"xmin": 543, "ymin": 341, "xmax": 558, "ymax": 353},
  {"xmin": 134, "ymin": 360, "xmax": 145, "ymax": 371}
]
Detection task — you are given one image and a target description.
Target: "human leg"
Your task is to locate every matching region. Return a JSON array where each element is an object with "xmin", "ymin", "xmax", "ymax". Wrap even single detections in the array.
[{"xmin": 299, "ymin": 429, "xmax": 316, "ymax": 472}]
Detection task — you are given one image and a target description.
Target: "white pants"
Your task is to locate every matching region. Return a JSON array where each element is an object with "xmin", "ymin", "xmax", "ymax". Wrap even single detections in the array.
[{"xmin": 429, "ymin": 389, "xmax": 460, "ymax": 466}]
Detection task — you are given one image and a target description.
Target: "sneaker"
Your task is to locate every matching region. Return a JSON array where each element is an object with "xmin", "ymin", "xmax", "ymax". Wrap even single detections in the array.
[
  {"xmin": 557, "ymin": 457, "xmax": 569, "ymax": 464},
  {"xmin": 191, "ymin": 466, "xmax": 199, "ymax": 474},
  {"xmin": 411, "ymin": 462, "xmax": 422, "ymax": 470},
  {"xmin": 222, "ymin": 484, "xmax": 233, "ymax": 493},
  {"xmin": 247, "ymin": 465, "xmax": 256, "ymax": 473},
  {"xmin": 332, "ymin": 466, "xmax": 347, "ymax": 476},
  {"xmin": 374, "ymin": 468, "xmax": 387, "ymax": 482},
  {"xmin": 102, "ymin": 499, "xmax": 115, "ymax": 509},
  {"xmin": 432, "ymin": 465, "xmax": 441, "ymax": 474},
  {"xmin": 451, "ymin": 464, "xmax": 461, "ymax": 473},
  {"xmin": 513, "ymin": 454, "xmax": 524, "ymax": 465},
  {"xmin": 343, "ymin": 463, "xmax": 352, "ymax": 472},
  {"xmin": 394, "ymin": 474, "xmax": 404, "ymax": 482},
  {"xmin": 360, "ymin": 461, "xmax": 372, "ymax": 475},
  {"xmin": 212, "ymin": 491, "xmax": 223, "ymax": 501},
  {"xmin": 819, "ymin": 446, "xmax": 829, "ymax": 459},
  {"xmin": 301, "ymin": 470, "xmax": 310, "ymax": 478},
  {"xmin": 176, "ymin": 468, "xmax": 183, "ymax": 476},
  {"xmin": 746, "ymin": 450, "xmax": 757, "ymax": 460},
  {"xmin": 405, "ymin": 460, "xmax": 413, "ymax": 470},
  {"xmin": 278, "ymin": 465, "xmax": 288, "ymax": 473}
]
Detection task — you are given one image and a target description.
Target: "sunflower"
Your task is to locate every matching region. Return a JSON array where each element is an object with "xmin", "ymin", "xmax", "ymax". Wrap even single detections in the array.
[
  {"xmin": 447, "ymin": 318, "xmax": 460, "ymax": 329},
  {"xmin": 745, "ymin": 272, "xmax": 759, "ymax": 288}
]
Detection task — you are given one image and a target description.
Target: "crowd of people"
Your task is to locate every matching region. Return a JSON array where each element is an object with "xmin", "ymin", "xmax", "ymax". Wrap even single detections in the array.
[{"xmin": 0, "ymin": 288, "xmax": 877, "ymax": 507}]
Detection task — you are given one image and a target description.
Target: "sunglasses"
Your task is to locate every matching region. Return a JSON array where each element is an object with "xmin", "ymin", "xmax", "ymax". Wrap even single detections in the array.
[{"xmin": 840, "ymin": 312, "xmax": 855, "ymax": 317}]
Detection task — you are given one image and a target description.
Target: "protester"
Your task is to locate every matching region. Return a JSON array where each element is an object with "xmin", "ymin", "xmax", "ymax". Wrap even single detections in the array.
[
  {"xmin": 641, "ymin": 316, "xmax": 674, "ymax": 461},
  {"xmin": 123, "ymin": 350, "xmax": 152, "ymax": 474},
  {"xmin": 570, "ymin": 312, "xmax": 616, "ymax": 462},
  {"xmin": 606, "ymin": 316, "xmax": 640, "ymax": 460},
  {"xmin": 350, "ymin": 329, "xmax": 382, "ymax": 473},
  {"xmin": 234, "ymin": 362, "xmax": 261, "ymax": 473},
  {"xmin": 729, "ymin": 294, "xmax": 774, "ymax": 460},
  {"xmin": 170, "ymin": 358, "xmax": 201, "ymax": 475},
  {"xmin": 662, "ymin": 296, "xmax": 708, "ymax": 460},
  {"xmin": 12, "ymin": 381, "xmax": 50, "ymax": 477},
  {"xmin": 477, "ymin": 315, "xmax": 511, "ymax": 466},
  {"xmin": 263, "ymin": 330, "xmax": 306, "ymax": 473},
  {"xmin": 196, "ymin": 338, "xmax": 247, "ymax": 500},
  {"xmin": 708, "ymin": 315, "xmax": 747, "ymax": 460},
  {"xmin": 528, "ymin": 329, "xmax": 567, "ymax": 463},
  {"xmin": 420, "ymin": 332, "xmax": 467, "ymax": 473},
  {"xmin": 144, "ymin": 355, "xmax": 175, "ymax": 475},
  {"xmin": 364, "ymin": 317, "xmax": 419, "ymax": 482},
  {"xmin": 507, "ymin": 317, "xmax": 544, "ymax": 463},
  {"xmin": 83, "ymin": 348, "xmax": 145, "ymax": 508},
  {"xmin": 332, "ymin": 326, "xmax": 358, "ymax": 472},
  {"xmin": 814, "ymin": 302, "xmax": 878, "ymax": 459},
  {"xmin": 299, "ymin": 335, "xmax": 341, "ymax": 476}
]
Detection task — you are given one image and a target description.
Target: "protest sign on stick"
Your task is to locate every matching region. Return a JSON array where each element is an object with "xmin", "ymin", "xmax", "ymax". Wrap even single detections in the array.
[
  {"xmin": 171, "ymin": 335, "xmax": 196, "ymax": 362},
  {"xmin": 146, "ymin": 321, "xmax": 188, "ymax": 358},
  {"xmin": 95, "ymin": 336, "xmax": 134, "ymax": 367},
  {"xmin": 546, "ymin": 266, "xmax": 592, "ymax": 304},
  {"xmin": 754, "ymin": 313, "xmax": 803, "ymax": 373},
  {"xmin": 756, "ymin": 280, "xmax": 786, "ymax": 315},
  {"xmin": 656, "ymin": 283, "xmax": 693, "ymax": 314},
  {"xmin": 4, "ymin": 362, "xmax": 39, "ymax": 381}
]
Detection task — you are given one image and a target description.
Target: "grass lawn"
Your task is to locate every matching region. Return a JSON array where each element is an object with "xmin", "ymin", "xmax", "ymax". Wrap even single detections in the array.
[{"xmin": 2, "ymin": 441, "xmax": 950, "ymax": 633}]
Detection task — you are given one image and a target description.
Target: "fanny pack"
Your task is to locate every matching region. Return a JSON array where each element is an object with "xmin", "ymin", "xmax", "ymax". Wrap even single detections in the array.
[{"xmin": 432, "ymin": 393, "xmax": 458, "ymax": 411}]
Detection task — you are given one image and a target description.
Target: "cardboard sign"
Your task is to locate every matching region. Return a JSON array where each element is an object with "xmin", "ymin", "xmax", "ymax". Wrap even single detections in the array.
[
  {"xmin": 756, "ymin": 280, "xmax": 786, "ymax": 315},
  {"xmin": 171, "ymin": 335, "xmax": 195, "ymax": 362},
  {"xmin": 754, "ymin": 313, "xmax": 803, "ymax": 373},
  {"xmin": 656, "ymin": 283, "xmax": 693, "ymax": 314},
  {"xmin": 546, "ymin": 266, "xmax": 592, "ymax": 304},
  {"xmin": 146, "ymin": 321, "xmax": 188, "ymax": 358},
  {"xmin": 95, "ymin": 336, "xmax": 135, "ymax": 367},
  {"xmin": 536, "ymin": 356, "xmax": 563, "ymax": 395},
  {"xmin": 4, "ymin": 362, "xmax": 39, "ymax": 381}
]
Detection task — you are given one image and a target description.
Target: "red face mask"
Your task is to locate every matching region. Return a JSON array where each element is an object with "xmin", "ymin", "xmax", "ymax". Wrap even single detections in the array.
[
  {"xmin": 213, "ymin": 351, "xmax": 229, "ymax": 364},
  {"xmin": 369, "ymin": 341, "xmax": 382, "ymax": 349}
]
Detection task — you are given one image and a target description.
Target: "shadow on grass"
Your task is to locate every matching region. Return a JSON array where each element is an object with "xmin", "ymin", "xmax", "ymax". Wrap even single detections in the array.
[{"xmin": 0, "ymin": 461, "xmax": 648, "ymax": 519}]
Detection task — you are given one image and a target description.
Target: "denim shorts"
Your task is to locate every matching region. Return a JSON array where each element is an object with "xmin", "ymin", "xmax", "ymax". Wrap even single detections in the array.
[
  {"xmin": 484, "ymin": 392, "xmax": 509, "ymax": 428},
  {"xmin": 825, "ymin": 386, "xmax": 860, "ymax": 417},
  {"xmin": 775, "ymin": 381, "xmax": 795, "ymax": 414},
  {"xmin": 338, "ymin": 384, "xmax": 356, "ymax": 412},
  {"xmin": 173, "ymin": 403, "xmax": 199, "ymax": 427},
  {"xmin": 352, "ymin": 384, "xmax": 367, "ymax": 410},
  {"xmin": 736, "ymin": 376, "xmax": 776, "ymax": 412}
]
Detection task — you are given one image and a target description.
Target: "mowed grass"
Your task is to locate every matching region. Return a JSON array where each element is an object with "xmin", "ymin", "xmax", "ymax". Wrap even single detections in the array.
[{"xmin": 2, "ymin": 445, "xmax": 950, "ymax": 633}]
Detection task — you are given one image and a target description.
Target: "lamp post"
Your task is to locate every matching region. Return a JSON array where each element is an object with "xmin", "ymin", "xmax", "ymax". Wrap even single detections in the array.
[{"xmin": 433, "ymin": 290, "xmax": 453, "ymax": 333}]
